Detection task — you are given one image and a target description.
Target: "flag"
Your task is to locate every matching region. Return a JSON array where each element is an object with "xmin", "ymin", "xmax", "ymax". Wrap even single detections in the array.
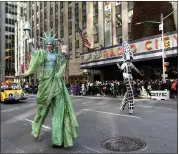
[
  {"xmin": 26, "ymin": 52, "xmax": 31, "ymax": 62},
  {"xmin": 21, "ymin": 64, "xmax": 25, "ymax": 73},
  {"xmin": 75, "ymin": 20, "xmax": 91, "ymax": 49}
]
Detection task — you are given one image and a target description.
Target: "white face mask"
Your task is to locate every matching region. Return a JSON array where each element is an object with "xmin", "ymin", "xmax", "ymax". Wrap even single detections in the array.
[{"xmin": 122, "ymin": 41, "xmax": 133, "ymax": 62}]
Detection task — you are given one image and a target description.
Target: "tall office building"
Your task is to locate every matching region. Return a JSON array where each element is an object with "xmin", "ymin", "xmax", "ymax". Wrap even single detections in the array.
[
  {"xmin": 14, "ymin": 2, "xmax": 27, "ymax": 84},
  {"xmin": 27, "ymin": 2, "xmax": 134, "ymax": 83},
  {"xmin": 0, "ymin": 2, "xmax": 26, "ymax": 83},
  {"xmin": 0, "ymin": 2, "xmax": 6, "ymax": 82}
]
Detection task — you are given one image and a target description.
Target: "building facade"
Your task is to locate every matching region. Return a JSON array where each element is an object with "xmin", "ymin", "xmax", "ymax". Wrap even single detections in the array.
[
  {"xmin": 27, "ymin": 1, "xmax": 134, "ymax": 84},
  {"xmin": 0, "ymin": 2, "xmax": 6, "ymax": 82},
  {"xmin": 14, "ymin": 2, "xmax": 28, "ymax": 84},
  {"xmin": 0, "ymin": 2, "xmax": 27, "ymax": 83}
]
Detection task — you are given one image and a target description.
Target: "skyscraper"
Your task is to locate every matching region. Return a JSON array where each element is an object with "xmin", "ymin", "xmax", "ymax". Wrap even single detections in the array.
[{"xmin": 0, "ymin": 2, "xmax": 27, "ymax": 83}]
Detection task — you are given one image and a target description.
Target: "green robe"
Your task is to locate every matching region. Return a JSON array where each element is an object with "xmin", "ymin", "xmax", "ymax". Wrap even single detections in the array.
[{"xmin": 26, "ymin": 49, "xmax": 78, "ymax": 147}]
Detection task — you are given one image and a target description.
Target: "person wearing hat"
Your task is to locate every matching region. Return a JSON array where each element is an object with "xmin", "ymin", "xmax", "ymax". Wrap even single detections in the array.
[{"xmin": 25, "ymin": 32, "xmax": 78, "ymax": 147}]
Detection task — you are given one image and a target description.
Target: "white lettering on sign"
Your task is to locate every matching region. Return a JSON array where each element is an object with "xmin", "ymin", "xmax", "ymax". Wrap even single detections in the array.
[
  {"xmin": 151, "ymin": 92, "xmax": 167, "ymax": 97},
  {"xmin": 150, "ymin": 91, "xmax": 170, "ymax": 100},
  {"xmin": 82, "ymin": 33, "xmax": 178, "ymax": 62}
]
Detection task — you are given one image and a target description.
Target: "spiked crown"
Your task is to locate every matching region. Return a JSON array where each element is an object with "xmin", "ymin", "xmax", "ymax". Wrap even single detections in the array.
[{"xmin": 39, "ymin": 32, "xmax": 58, "ymax": 45}]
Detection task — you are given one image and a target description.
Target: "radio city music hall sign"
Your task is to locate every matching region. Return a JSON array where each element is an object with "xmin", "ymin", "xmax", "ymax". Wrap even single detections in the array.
[{"xmin": 83, "ymin": 33, "xmax": 178, "ymax": 62}]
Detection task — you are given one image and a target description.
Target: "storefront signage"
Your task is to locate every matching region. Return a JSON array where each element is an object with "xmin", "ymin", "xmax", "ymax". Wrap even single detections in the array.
[
  {"xmin": 83, "ymin": 33, "xmax": 178, "ymax": 62},
  {"xmin": 151, "ymin": 90, "xmax": 170, "ymax": 100}
]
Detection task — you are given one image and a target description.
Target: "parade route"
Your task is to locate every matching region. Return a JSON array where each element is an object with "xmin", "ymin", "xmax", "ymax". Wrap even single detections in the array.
[{"xmin": 1, "ymin": 95, "xmax": 178, "ymax": 153}]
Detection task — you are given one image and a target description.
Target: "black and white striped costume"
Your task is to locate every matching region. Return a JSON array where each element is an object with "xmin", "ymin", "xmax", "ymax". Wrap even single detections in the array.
[{"xmin": 117, "ymin": 41, "xmax": 141, "ymax": 114}]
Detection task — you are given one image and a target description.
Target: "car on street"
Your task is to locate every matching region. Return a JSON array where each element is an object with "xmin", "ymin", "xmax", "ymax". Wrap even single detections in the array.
[{"xmin": 0, "ymin": 82, "xmax": 28, "ymax": 103}]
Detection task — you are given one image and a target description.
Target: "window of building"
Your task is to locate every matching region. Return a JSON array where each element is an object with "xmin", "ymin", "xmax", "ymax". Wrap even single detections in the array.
[
  {"xmin": 76, "ymin": 40, "xmax": 79, "ymax": 49},
  {"xmin": 40, "ymin": 2, "xmax": 42, "ymax": 9},
  {"xmin": 50, "ymin": 7, "xmax": 53, "ymax": 15},
  {"xmin": 93, "ymin": 15, "xmax": 98, "ymax": 24},
  {"xmin": 55, "ymin": 15, "xmax": 58, "ymax": 26},
  {"xmin": 75, "ymin": 52, "xmax": 80, "ymax": 58},
  {"xmin": 29, "ymin": 2, "xmax": 31, "ymax": 7},
  {"xmin": 44, "ymin": 25, "xmax": 47, "ymax": 31},
  {"xmin": 69, "ymin": 42, "xmax": 72, "ymax": 51},
  {"xmin": 128, "ymin": 33, "xmax": 132, "ymax": 41},
  {"xmin": 5, "ymin": 18, "xmax": 8, "ymax": 24},
  {"xmin": 44, "ymin": 11, "xmax": 47, "ymax": 19},
  {"xmin": 75, "ymin": 9, "xmax": 79, "ymax": 16},
  {"xmin": 37, "ymin": 5, "xmax": 39, "ymax": 12},
  {"xmin": 82, "ymin": 9, "xmax": 86, "ymax": 29},
  {"xmin": 75, "ymin": 22, "xmax": 80, "ymax": 32},
  {"xmin": 68, "ymin": 21, "xmax": 72, "ymax": 35},
  {"xmin": 116, "ymin": 26, "xmax": 122, "ymax": 36},
  {"xmin": 116, "ymin": 5, "xmax": 121, "ymax": 15},
  {"xmin": 50, "ymin": 21, "xmax": 53, "ymax": 29},
  {"xmin": 5, "ymin": 27, "xmax": 14, "ymax": 32},
  {"xmin": 60, "ymin": 28, "xmax": 64, "ymax": 38},
  {"xmin": 68, "ymin": 27, "xmax": 72, "ymax": 35},
  {"xmin": 60, "ymin": 2, "xmax": 63, "ymax": 9},
  {"xmin": 37, "ymin": 18, "xmax": 39, "ymax": 24},
  {"xmin": 93, "ymin": 3, "xmax": 98, "ymax": 15},
  {"xmin": 44, "ymin": 1, "xmax": 47, "ymax": 7},
  {"xmin": 60, "ymin": 12, "xmax": 63, "ymax": 24},
  {"xmin": 5, "ymin": 5, "xmax": 17, "ymax": 15},
  {"xmin": 29, "ymin": 9, "xmax": 31, "ymax": 18},
  {"xmin": 40, "ymin": 12, "xmax": 43, "ymax": 22},
  {"xmin": 68, "ymin": 7, "xmax": 72, "ymax": 19},
  {"xmin": 55, "ymin": 2, "xmax": 58, "ymax": 12},
  {"xmin": 94, "ymin": 34, "xmax": 98, "ymax": 43},
  {"xmin": 82, "ymin": 20, "xmax": 86, "ymax": 29},
  {"xmin": 128, "ymin": 1, "xmax": 134, "ymax": 10},
  {"xmin": 32, "ymin": 9, "xmax": 34, "ymax": 15},
  {"xmin": 82, "ymin": 2, "xmax": 86, "ymax": 11},
  {"xmin": 20, "ymin": 7, "xmax": 23, "ymax": 15},
  {"xmin": 128, "ymin": 23, "xmax": 131, "ymax": 33}
]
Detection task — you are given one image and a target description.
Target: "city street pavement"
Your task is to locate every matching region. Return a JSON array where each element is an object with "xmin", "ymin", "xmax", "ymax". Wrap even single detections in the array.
[{"xmin": 1, "ymin": 94, "xmax": 178, "ymax": 153}]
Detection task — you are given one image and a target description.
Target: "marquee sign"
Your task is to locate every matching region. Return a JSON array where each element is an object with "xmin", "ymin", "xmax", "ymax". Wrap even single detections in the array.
[{"xmin": 81, "ymin": 33, "xmax": 178, "ymax": 63}]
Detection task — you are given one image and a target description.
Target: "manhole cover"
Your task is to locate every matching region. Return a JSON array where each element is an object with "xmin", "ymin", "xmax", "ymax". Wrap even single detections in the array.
[{"xmin": 101, "ymin": 136, "xmax": 147, "ymax": 152}]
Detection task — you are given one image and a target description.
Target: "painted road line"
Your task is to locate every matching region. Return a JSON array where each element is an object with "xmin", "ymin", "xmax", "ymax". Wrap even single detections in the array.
[
  {"xmin": 25, "ymin": 119, "xmax": 51, "ymax": 131},
  {"xmin": 1, "ymin": 103, "xmax": 36, "ymax": 113},
  {"xmin": 82, "ymin": 146, "xmax": 102, "ymax": 153},
  {"xmin": 136, "ymin": 104, "xmax": 174, "ymax": 110},
  {"xmin": 84, "ymin": 109, "xmax": 142, "ymax": 119}
]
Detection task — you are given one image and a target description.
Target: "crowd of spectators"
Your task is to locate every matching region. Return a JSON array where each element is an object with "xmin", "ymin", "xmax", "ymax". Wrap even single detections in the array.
[{"xmin": 67, "ymin": 79, "xmax": 178, "ymax": 99}]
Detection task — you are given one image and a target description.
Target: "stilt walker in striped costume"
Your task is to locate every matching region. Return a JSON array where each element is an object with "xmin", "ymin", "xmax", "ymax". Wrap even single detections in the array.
[{"xmin": 117, "ymin": 40, "xmax": 142, "ymax": 114}]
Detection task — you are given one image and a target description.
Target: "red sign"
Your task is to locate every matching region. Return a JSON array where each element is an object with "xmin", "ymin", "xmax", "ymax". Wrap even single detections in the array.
[{"xmin": 21, "ymin": 64, "xmax": 25, "ymax": 73}]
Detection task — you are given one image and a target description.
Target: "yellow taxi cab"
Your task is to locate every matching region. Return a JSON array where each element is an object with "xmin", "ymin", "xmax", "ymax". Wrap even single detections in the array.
[{"xmin": 0, "ymin": 82, "xmax": 28, "ymax": 103}]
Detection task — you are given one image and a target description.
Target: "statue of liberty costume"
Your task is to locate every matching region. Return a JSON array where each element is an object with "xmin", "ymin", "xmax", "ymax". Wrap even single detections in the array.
[
  {"xmin": 117, "ymin": 40, "xmax": 142, "ymax": 114},
  {"xmin": 25, "ymin": 32, "xmax": 78, "ymax": 147}
]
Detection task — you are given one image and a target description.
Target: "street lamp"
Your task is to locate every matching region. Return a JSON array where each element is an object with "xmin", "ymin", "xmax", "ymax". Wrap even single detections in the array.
[{"xmin": 135, "ymin": 9, "xmax": 178, "ymax": 82}]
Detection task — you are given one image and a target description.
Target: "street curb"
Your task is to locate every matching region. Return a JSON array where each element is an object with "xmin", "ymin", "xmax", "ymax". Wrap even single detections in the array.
[{"xmin": 70, "ymin": 95, "xmax": 151, "ymax": 100}]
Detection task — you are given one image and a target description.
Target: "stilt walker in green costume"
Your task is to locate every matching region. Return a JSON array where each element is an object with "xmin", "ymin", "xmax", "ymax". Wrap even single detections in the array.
[{"xmin": 25, "ymin": 32, "xmax": 78, "ymax": 147}]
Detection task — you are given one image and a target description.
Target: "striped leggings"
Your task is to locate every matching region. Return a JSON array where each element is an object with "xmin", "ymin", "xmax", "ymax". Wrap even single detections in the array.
[{"xmin": 121, "ymin": 77, "xmax": 134, "ymax": 111}]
